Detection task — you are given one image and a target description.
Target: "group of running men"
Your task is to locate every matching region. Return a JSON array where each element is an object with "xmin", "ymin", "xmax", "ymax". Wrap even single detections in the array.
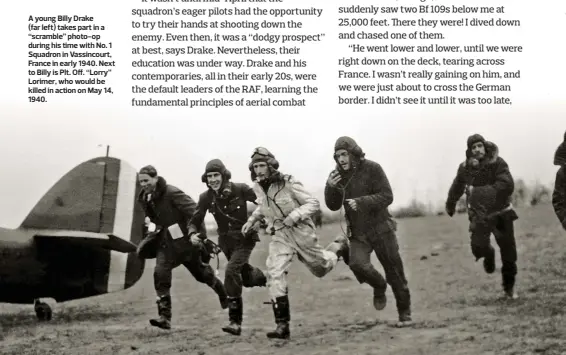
[{"xmin": 134, "ymin": 133, "xmax": 566, "ymax": 339}]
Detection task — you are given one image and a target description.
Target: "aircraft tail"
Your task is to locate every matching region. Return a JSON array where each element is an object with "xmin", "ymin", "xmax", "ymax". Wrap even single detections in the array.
[{"xmin": 22, "ymin": 156, "xmax": 145, "ymax": 293}]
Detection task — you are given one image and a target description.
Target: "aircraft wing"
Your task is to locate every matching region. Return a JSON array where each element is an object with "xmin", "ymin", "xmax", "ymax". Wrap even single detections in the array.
[{"xmin": 33, "ymin": 230, "xmax": 137, "ymax": 253}]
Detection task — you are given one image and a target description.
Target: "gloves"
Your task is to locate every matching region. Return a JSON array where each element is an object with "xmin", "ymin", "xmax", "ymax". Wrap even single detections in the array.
[
  {"xmin": 188, "ymin": 232, "xmax": 206, "ymax": 245},
  {"xmin": 445, "ymin": 203, "xmax": 455, "ymax": 217}
]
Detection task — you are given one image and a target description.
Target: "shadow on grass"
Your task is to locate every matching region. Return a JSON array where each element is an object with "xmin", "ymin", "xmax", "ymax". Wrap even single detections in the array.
[{"xmin": 0, "ymin": 303, "xmax": 143, "ymax": 330}]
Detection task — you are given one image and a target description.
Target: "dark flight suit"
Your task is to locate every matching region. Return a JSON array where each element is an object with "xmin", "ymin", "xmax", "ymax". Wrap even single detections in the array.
[
  {"xmin": 446, "ymin": 139, "xmax": 518, "ymax": 294},
  {"xmin": 137, "ymin": 176, "xmax": 227, "ymax": 325},
  {"xmin": 189, "ymin": 181, "xmax": 266, "ymax": 332},
  {"xmin": 325, "ymin": 137, "xmax": 411, "ymax": 322}
]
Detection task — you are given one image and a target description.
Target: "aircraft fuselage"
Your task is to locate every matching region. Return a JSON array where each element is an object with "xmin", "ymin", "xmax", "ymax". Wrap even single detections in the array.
[{"xmin": 0, "ymin": 227, "xmax": 121, "ymax": 304}]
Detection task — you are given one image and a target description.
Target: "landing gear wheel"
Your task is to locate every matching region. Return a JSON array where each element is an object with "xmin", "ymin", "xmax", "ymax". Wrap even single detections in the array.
[{"xmin": 34, "ymin": 300, "xmax": 52, "ymax": 321}]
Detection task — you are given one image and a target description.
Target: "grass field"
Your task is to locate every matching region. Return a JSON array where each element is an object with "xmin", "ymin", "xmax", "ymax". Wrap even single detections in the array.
[{"xmin": 1, "ymin": 204, "xmax": 565, "ymax": 354}]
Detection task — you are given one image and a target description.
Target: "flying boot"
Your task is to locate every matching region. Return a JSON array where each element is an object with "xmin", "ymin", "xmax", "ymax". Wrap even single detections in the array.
[
  {"xmin": 266, "ymin": 295, "xmax": 290, "ymax": 339},
  {"xmin": 222, "ymin": 297, "xmax": 243, "ymax": 335},
  {"xmin": 150, "ymin": 295, "xmax": 172, "ymax": 330}
]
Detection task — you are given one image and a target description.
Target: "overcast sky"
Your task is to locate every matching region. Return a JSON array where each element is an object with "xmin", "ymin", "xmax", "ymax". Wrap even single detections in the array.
[{"xmin": 0, "ymin": 0, "xmax": 564, "ymax": 228}]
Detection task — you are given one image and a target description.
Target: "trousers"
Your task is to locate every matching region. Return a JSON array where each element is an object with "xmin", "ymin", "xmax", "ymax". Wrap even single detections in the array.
[
  {"xmin": 470, "ymin": 213, "xmax": 518, "ymax": 288},
  {"xmin": 348, "ymin": 229, "xmax": 411, "ymax": 314},
  {"xmin": 218, "ymin": 234, "xmax": 267, "ymax": 297},
  {"xmin": 154, "ymin": 235, "xmax": 217, "ymax": 297},
  {"xmin": 266, "ymin": 226, "xmax": 337, "ymax": 299}
]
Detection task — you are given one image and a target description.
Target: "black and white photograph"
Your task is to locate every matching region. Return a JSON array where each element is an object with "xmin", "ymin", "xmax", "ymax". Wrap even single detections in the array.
[{"xmin": 0, "ymin": 0, "xmax": 565, "ymax": 353}]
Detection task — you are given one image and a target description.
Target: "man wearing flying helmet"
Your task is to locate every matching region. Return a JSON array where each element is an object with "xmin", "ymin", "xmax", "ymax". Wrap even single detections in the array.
[
  {"xmin": 241, "ymin": 147, "xmax": 350, "ymax": 339},
  {"xmin": 446, "ymin": 134, "xmax": 519, "ymax": 299},
  {"xmin": 187, "ymin": 159, "xmax": 267, "ymax": 336},
  {"xmin": 325, "ymin": 136, "xmax": 413, "ymax": 328},
  {"xmin": 136, "ymin": 165, "xmax": 228, "ymax": 330}
]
